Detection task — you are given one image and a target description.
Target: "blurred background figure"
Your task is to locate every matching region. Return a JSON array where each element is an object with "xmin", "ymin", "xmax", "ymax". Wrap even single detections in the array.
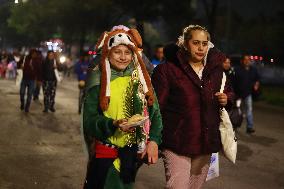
[
  {"xmin": 223, "ymin": 57, "xmax": 243, "ymax": 130},
  {"xmin": 234, "ymin": 55, "xmax": 260, "ymax": 134},
  {"xmin": 64, "ymin": 56, "xmax": 73, "ymax": 77},
  {"xmin": 0, "ymin": 51, "xmax": 8, "ymax": 79},
  {"xmin": 6, "ymin": 54, "xmax": 17, "ymax": 79},
  {"xmin": 223, "ymin": 57, "xmax": 235, "ymax": 83},
  {"xmin": 151, "ymin": 44, "xmax": 164, "ymax": 67},
  {"xmin": 33, "ymin": 50, "xmax": 43, "ymax": 101},
  {"xmin": 19, "ymin": 49, "xmax": 41, "ymax": 113},
  {"xmin": 75, "ymin": 52, "xmax": 90, "ymax": 114},
  {"xmin": 42, "ymin": 51, "xmax": 58, "ymax": 113}
]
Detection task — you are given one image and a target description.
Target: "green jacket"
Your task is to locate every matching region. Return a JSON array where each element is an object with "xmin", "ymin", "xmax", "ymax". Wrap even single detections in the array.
[{"xmin": 82, "ymin": 57, "xmax": 163, "ymax": 155}]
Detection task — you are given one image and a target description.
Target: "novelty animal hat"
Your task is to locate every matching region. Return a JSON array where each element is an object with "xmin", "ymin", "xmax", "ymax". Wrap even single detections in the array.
[{"xmin": 95, "ymin": 25, "xmax": 154, "ymax": 111}]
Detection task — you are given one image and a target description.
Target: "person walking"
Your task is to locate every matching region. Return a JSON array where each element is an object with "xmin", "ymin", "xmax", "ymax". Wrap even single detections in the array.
[
  {"xmin": 33, "ymin": 50, "xmax": 43, "ymax": 101},
  {"xmin": 234, "ymin": 55, "xmax": 260, "ymax": 134},
  {"xmin": 82, "ymin": 26, "xmax": 163, "ymax": 189},
  {"xmin": 152, "ymin": 25, "xmax": 234, "ymax": 189},
  {"xmin": 42, "ymin": 51, "xmax": 58, "ymax": 113},
  {"xmin": 19, "ymin": 49, "xmax": 41, "ymax": 112}
]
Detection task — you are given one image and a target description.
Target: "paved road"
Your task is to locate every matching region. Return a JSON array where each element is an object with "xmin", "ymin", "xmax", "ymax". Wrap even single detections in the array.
[{"xmin": 0, "ymin": 79, "xmax": 283, "ymax": 189}]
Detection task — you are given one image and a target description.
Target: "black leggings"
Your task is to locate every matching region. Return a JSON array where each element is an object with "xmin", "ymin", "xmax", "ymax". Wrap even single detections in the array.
[{"xmin": 43, "ymin": 80, "xmax": 57, "ymax": 109}]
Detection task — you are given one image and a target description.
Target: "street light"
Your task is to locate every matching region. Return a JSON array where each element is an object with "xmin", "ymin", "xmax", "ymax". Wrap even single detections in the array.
[{"xmin": 14, "ymin": 0, "xmax": 19, "ymax": 3}]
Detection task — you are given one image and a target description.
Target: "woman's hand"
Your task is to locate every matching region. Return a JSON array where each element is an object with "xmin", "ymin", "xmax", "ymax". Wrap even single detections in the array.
[
  {"xmin": 141, "ymin": 141, "xmax": 159, "ymax": 165},
  {"xmin": 215, "ymin": 92, "xmax": 228, "ymax": 106},
  {"xmin": 254, "ymin": 81, "xmax": 260, "ymax": 91}
]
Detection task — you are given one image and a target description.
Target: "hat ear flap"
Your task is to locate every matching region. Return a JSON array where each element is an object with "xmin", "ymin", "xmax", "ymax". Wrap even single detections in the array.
[
  {"xmin": 128, "ymin": 29, "xmax": 142, "ymax": 48},
  {"xmin": 95, "ymin": 31, "xmax": 108, "ymax": 51}
]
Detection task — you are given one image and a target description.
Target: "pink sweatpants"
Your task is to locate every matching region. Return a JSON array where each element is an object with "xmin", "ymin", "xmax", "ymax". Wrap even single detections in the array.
[{"xmin": 162, "ymin": 149, "xmax": 211, "ymax": 189}]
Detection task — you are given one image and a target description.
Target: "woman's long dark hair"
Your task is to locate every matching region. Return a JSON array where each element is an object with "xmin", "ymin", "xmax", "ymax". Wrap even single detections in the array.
[{"xmin": 45, "ymin": 50, "xmax": 55, "ymax": 61}]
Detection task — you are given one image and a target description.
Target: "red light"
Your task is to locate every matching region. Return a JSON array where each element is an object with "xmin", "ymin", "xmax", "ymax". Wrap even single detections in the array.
[
  {"xmin": 250, "ymin": 56, "xmax": 254, "ymax": 60},
  {"xmin": 93, "ymin": 51, "xmax": 97, "ymax": 55},
  {"xmin": 254, "ymin": 56, "xmax": 258, "ymax": 60},
  {"xmin": 88, "ymin": 51, "xmax": 92, "ymax": 55},
  {"xmin": 260, "ymin": 56, "xmax": 263, "ymax": 61}
]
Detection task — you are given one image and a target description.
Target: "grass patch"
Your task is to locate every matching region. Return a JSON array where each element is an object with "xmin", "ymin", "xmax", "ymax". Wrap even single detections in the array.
[{"xmin": 260, "ymin": 85, "xmax": 284, "ymax": 107}]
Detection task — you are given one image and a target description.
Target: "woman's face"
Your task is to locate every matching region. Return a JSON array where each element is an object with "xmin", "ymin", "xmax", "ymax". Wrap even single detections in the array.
[
  {"xmin": 109, "ymin": 45, "xmax": 132, "ymax": 71},
  {"xmin": 186, "ymin": 30, "xmax": 209, "ymax": 63},
  {"xmin": 48, "ymin": 52, "xmax": 55, "ymax": 60}
]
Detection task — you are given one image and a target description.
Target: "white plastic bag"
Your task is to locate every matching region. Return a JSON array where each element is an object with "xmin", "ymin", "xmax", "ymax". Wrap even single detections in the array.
[
  {"xmin": 16, "ymin": 69, "xmax": 23, "ymax": 87},
  {"xmin": 54, "ymin": 68, "xmax": 62, "ymax": 82},
  {"xmin": 206, "ymin": 153, "xmax": 219, "ymax": 181},
  {"xmin": 219, "ymin": 73, "xmax": 237, "ymax": 163},
  {"xmin": 54, "ymin": 60, "xmax": 62, "ymax": 82}
]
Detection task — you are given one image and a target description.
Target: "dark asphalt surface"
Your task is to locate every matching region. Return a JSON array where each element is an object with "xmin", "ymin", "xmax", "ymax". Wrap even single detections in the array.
[{"xmin": 0, "ymin": 79, "xmax": 283, "ymax": 189}]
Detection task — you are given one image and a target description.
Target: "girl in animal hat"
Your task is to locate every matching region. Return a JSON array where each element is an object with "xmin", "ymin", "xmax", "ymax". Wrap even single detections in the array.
[{"xmin": 82, "ymin": 25, "xmax": 163, "ymax": 189}]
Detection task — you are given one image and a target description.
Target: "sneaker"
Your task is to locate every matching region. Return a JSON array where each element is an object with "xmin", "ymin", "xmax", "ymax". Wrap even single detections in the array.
[
  {"xmin": 24, "ymin": 108, "xmax": 29, "ymax": 113},
  {"xmin": 246, "ymin": 128, "xmax": 255, "ymax": 134},
  {"xmin": 20, "ymin": 104, "xmax": 24, "ymax": 111}
]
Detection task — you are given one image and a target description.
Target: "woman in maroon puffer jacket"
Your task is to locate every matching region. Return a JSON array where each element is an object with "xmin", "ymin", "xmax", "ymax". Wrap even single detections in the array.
[{"xmin": 152, "ymin": 25, "xmax": 234, "ymax": 189}]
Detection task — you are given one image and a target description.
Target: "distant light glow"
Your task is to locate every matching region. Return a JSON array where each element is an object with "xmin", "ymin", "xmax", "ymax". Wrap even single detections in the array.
[
  {"xmin": 250, "ymin": 56, "xmax": 254, "ymax": 60},
  {"xmin": 254, "ymin": 56, "xmax": 258, "ymax": 60},
  {"xmin": 260, "ymin": 56, "xmax": 263, "ymax": 61},
  {"xmin": 271, "ymin": 58, "xmax": 274, "ymax": 63},
  {"xmin": 60, "ymin": 56, "xmax": 66, "ymax": 63}
]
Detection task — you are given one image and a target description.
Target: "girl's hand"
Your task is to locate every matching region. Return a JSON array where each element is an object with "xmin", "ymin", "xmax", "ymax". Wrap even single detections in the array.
[
  {"xmin": 113, "ymin": 119, "xmax": 135, "ymax": 133},
  {"xmin": 141, "ymin": 141, "xmax": 159, "ymax": 165}
]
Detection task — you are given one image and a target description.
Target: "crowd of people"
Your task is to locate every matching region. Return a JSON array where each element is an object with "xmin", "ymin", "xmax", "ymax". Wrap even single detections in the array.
[
  {"xmin": 0, "ymin": 24, "xmax": 260, "ymax": 189},
  {"xmin": 0, "ymin": 49, "xmax": 93, "ymax": 113},
  {"xmin": 0, "ymin": 50, "xmax": 21, "ymax": 80}
]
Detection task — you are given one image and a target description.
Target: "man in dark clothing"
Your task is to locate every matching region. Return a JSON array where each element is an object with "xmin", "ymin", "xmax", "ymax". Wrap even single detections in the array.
[
  {"xmin": 33, "ymin": 50, "xmax": 43, "ymax": 101},
  {"xmin": 151, "ymin": 44, "xmax": 164, "ymax": 68},
  {"xmin": 20, "ymin": 49, "xmax": 41, "ymax": 112},
  {"xmin": 234, "ymin": 55, "xmax": 260, "ymax": 133}
]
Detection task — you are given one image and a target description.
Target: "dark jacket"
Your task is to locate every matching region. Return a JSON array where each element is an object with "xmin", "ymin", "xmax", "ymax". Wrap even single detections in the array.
[
  {"xmin": 83, "ymin": 62, "xmax": 163, "ymax": 156},
  {"xmin": 42, "ymin": 59, "xmax": 56, "ymax": 81},
  {"xmin": 152, "ymin": 45, "xmax": 234, "ymax": 156},
  {"xmin": 234, "ymin": 65, "xmax": 259, "ymax": 98},
  {"xmin": 22, "ymin": 56, "xmax": 41, "ymax": 80}
]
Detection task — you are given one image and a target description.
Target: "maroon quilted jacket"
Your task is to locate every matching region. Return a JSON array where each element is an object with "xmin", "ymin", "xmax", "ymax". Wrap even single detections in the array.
[{"xmin": 152, "ymin": 45, "xmax": 234, "ymax": 156}]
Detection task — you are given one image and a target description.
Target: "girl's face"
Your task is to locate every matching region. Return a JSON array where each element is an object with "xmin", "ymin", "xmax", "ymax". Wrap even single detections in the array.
[
  {"xmin": 186, "ymin": 30, "xmax": 209, "ymax": 63},
  {"xmin": 109, "ymin": 45, "xmax": 132, "ymax": 71}
]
